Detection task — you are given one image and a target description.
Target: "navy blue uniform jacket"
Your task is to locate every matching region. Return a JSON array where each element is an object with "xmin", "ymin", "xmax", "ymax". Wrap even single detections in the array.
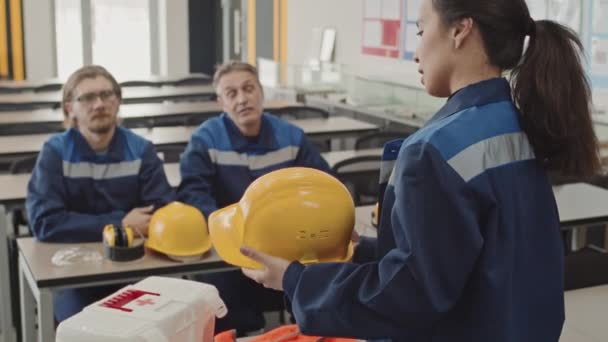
[
  {"xmin": 27, "ymin": 126, "xmax": 174, "ymax": 242},
  {"xmin": 283, "ymin": 78, "xmax": 565, "ymax": 342},
  {"xmin": 177, "ymin": 113, "xmax": 332, "ymax": 218}
]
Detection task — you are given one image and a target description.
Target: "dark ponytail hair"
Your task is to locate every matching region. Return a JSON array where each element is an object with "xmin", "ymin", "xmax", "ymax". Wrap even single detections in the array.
[{"xmin": 433, "ymin": 0, "xmax": 601, "ymax": 179}]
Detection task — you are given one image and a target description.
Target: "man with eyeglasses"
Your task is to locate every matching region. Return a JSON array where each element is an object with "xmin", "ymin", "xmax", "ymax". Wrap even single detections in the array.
[{"xmin": 26, "ymin": 65, "xmax": 174, "ymax": 323}]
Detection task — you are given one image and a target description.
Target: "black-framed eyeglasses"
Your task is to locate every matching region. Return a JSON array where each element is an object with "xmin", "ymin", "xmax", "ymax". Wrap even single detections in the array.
[{"xmin": 74, "ymin": 90, "xmax": 116, "ymax": 105}]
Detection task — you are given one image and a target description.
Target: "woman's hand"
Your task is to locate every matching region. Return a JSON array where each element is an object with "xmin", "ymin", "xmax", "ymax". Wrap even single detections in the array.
[{"xmin": 240, "ymin": 246, "xmax": 291, "ymax": 291}]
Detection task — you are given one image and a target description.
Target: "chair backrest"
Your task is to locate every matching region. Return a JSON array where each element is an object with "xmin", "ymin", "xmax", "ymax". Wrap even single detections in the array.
[
  {"xmin": 9, "ymin": 154, "xmax": 39, "ymax": 174},
  {"xmin": 355, "ymin": 130, "xmax": 408, "ymax": 150},
  {"xmin": 119, "ymin": 80, "xmax": 161, "ymax": 88},
  {"xmin": 156, "ymin": 144, "xmax": 186, "ymax": 163},
  {"xmin": 171, "ymin": 75, "xmax": 212, "ymax": 87},
  {"xmin": 33, "ymin": 83, "xmax": 64, "ymax": 93},
  {"xmin": 564, "ymin": 246, "xmax": 608, "ymax": 290},
  {"xmin": 0, "ymin": 86, "xmax": 28, "ymax": 94},
  {"xmin": 267, "ymin": 106, "xmax": 329, "ymax": 120},
  {"xmin": 332, "ymin": 155, "xmax": 382, "ymax": 206}
]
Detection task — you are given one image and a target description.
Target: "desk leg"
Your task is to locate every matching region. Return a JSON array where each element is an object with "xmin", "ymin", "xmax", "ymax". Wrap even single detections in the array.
[
  {"xmin": 0, "ymin": 205, "xmax": 16, "ymax": 342},
  {"xmin": 37, "ymin": 289, "xmax": 54, "ymax": 342},
  {"xmin": 19, "ymin": 254, "xmax": 36, "ymax": 342},
  {"xmin": 571, "ymin": 226, "xmax": 588, "ymax": 251}
]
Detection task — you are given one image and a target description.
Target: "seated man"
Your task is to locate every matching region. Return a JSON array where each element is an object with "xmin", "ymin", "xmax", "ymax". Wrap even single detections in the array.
[
  {"xmin": 26, "ymin": 65, "xmax": 174, "ymax": 322},
  {"xmin": 177, "ymin": 61, "xmax": 332, "ymax": 334}
]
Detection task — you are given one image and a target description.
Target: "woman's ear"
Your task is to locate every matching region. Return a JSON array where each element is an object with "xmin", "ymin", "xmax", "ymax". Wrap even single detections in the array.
[{"xmin": 452, "ymin": 17, "xmax": 474, "ymax": 49}]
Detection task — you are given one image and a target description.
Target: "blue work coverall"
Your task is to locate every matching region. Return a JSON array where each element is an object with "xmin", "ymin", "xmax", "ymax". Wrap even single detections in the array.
[
  {"xmin": 27, "ymin": 126, "xmax": 174, "ymax": 321},
  {"xmin": 178, "ymin": 113, "xmax": 332, "ymax": 333},
  {"xmin": 283, "ymin": 78, "xmax": 564, "ymax": 342}
]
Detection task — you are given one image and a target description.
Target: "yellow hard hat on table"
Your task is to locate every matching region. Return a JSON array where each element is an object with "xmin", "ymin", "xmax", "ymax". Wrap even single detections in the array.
[
  {"xmin": 145, "ymin": 201, "xmax": 212, "ymax": 262},
  {"xmin": 209, "ymin": 167, "xmax": 355, "ymax": 269}
]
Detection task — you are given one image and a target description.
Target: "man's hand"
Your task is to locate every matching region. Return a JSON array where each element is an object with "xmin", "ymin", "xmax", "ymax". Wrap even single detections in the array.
[
  {"xmin": 240, "ymin": 246, "xmax": 291, "ymax": 291},
  {"xmin": 122, "ymin": 205, "xmax": 154, "ymax": 236}
]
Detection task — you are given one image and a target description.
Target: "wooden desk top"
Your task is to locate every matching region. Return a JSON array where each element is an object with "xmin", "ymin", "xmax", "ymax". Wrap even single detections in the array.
[
  {"xmin": 0, "ymin": 100, "xmax": 293, "ymax": 125},
  {"xmin": 0, "ymin": 84, "xmax": 215, "ymax": 106},
  {"xmin": 0, "ymin": 116, "xmax": 378, "ymax": 156},
  {"xmin": 553, "ymin": 183, "xmax": 608, "ymax": 226},
  {"xmin": 0, "ymin": 172, "xmax": 30, "ymax": 202},
  {"xmin": 17, "ymin": 237, "xmax": 227, "ymax": 288},
  {"xmin": 16, "ymin": 205, "xmax": 376, "ymax": 287}
]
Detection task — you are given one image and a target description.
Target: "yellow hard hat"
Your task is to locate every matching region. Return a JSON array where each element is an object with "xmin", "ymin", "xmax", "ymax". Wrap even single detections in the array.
[
  {"xmin": 145, "ymin": 202, "xmax": 212, "ymax": 261},
  {"xmin": 209, "ymin": 167, "xmax": 355, "ymax": 269}
]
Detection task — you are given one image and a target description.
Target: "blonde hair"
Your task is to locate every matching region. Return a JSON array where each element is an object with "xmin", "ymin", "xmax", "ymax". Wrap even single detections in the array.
[{"xmin": 61, "ymin": 65, "xmax": 122, "ymax": 128}]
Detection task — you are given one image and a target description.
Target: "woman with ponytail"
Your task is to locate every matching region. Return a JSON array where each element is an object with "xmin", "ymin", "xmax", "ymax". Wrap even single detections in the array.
[{"xmin": 240, "ymin": 1, "xmax": 598, "ymax": 341}]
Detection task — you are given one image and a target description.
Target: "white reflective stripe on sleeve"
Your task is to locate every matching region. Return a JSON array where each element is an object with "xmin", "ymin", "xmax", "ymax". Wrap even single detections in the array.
[
  {"xmin": 448, "ymin": 132, "xmax": 535, "ymax": 182},
  {"xmin": 380, "ymin": 160, "xmax": 396, "ymax": 184}
]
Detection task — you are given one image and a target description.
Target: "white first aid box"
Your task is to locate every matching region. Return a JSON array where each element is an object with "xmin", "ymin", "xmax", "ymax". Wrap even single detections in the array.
[{"xmin": 56, "ymin": 276, "xmax": 227, "ymax": 342}]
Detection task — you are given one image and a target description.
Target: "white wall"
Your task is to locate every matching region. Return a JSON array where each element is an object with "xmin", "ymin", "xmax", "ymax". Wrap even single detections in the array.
[
  {"xmin": 286, "ymin": 0, "xmax": 422, "ymax": 89},
  {"xmin": 286, "ymin": 0, "xmax": 608, "ymax": 114},
  {"xmin": 23, "ymin": 0, "xmax": 56, "ymax": 79},
  {"xmin": 157, "ymin": 0, "xmax": 190, "ymax": 75}
]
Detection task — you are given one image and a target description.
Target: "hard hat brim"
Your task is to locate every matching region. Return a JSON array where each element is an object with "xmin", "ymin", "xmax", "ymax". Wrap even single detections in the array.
[
  {"xmin": 209, "ymin": 203, "xmax": 356, "ymax": 269},
  {"xmin": 144, "ymin": 236, "xmax": 212, "ymax": 258},
  {"xmin": 209, "ymin": 203, "xmax": 264, "ymax": 269}
]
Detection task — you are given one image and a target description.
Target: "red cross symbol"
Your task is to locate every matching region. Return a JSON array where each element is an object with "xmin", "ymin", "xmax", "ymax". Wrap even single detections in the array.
[{"xmin": 135, "ymin": 298, "xmax": 155, "ymax": 306}]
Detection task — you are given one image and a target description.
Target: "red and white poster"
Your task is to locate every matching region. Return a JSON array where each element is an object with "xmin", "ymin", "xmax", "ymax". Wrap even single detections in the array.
[{"xmin": 362, "ymin": 0, "xmax": 402, "ymax": 58}]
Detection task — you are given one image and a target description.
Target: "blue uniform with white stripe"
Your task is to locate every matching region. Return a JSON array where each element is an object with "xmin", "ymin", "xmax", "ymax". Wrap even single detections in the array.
[
  {"xmin": 283, "ymin": 78, "xmax": 564, "ymax": 341},
  {"xmin": 26, "ymin": 126, "xmax": 174, "ymax": 321},
  {"xmin": 177, "ymin": 112, "xmax": 331, "ymax": 218},
  {"xmin": 177, "ymin": 112, "xmax": 331, "ymax": 334}
]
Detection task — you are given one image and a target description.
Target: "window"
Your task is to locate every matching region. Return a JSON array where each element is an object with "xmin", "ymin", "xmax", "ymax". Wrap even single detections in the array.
[
  {"xmin": 55, "ymin": 0, "xmax": 152, "ymax": 80},
  {"xmin": 55, "ymin": 0, "xmax": 83, "ymax": 79},
  {"xmin": 91, "ymin": 0, "xmax": 151, "ymax": 79}
]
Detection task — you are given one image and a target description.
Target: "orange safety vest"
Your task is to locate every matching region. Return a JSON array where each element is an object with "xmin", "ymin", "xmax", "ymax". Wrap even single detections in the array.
[{"xmin": 214, "ymin": 324, "xmax": 357, "ymax": 342}]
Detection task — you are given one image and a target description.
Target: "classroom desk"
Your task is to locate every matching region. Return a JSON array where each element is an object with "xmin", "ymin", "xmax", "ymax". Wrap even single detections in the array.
[
  {"xmin": 0, "ymin": 206, "xmax": 17, "ymax": 342},
  {"xmin": 0, "ymin": 100, "xmax": 294, "ymax": 134},
  {"xmin": 16, "ymin": 207, "xmax": 375, "ymax": 342},
  {"xmin": 0, "ymin": 84, "xmax": 216, "ymax": 110},
  {"xmin": 554, "ymin": 183, "xmax": 608, "ymax": 227},
  {"xmin": 0, "ymin": 116, "xmax": 379, "ymax": 158}
]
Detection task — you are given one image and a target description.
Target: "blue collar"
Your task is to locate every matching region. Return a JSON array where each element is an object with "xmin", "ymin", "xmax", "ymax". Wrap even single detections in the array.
[
  {"xmin": 221, "ymin": 113, "xmax": 279, "ymax": 150},
  {"xmin": 427, "ymin": 78, "xmax": 512, "ymax": 125},
  {"xmin": 72, "ymin": 126, "xmax": 124, "ymax": 161}
]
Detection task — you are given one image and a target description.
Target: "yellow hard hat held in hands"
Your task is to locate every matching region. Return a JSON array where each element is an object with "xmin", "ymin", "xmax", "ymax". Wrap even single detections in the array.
[{"xmin": 209, "ymin": 167, "xmax": 355, "ymax": 269}]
